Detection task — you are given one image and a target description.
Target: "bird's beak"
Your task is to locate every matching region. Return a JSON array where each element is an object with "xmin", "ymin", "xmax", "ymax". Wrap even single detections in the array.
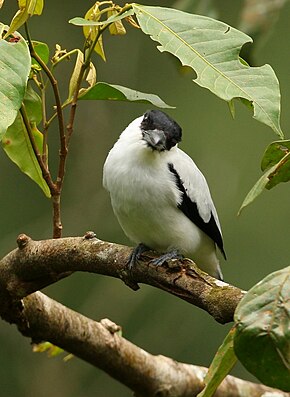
[{"xmin": 142, "ymin": 129, "xmax": 167, "ymax": 151}]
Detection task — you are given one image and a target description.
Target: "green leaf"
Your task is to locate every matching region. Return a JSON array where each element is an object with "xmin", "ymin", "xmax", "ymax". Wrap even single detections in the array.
[
  {"xmin": 69, "ymin": 9, "xmax": 134, "ymax": 27},
  {"xmin": 261, "ymin": 140, "xmax": 290, "ymax": 171},
  {"xmin": 31, "ymin": 40, "xmax": 49, "ymax": 67},
  {"xmin": 197, "ymin": 327, "xmax": 237, "ymax": 397},
  {"xmin": 19, "ymin": 0, "xmax": 44, "ymax": 15},
  {"xmin": 265, "ymin": 152, "xmax": 290, "ymax": 189},
  {"xmin": 107, "ymin": 10, "xmax": 126, "ymax": 35},
  {"xmin": 66, "ymin": 49, "xmax": 84, "ymax": 104},
  {"xmin": 239, "ymin": 148, "xmax": 290, "ymax": 214},
  {"xmin": 82, "ymin": 4, "xmax": 106, "ymax": 61},
  {"xmin": 4, "ymin": 0, "xmax": 44, "ymax": 38},
  {"xmin": 23, "ymin": 84, "xmax": 42, "ymax": 125},
  {"xmin": 2, "ymin": 112, "xmax": 51, "ymax": 198},
  {"xmin": 234, "ymin": 266, "xmax": 290, "ymax": 392},
  {"xmin": 132, "ymin": 4, "xmax": 283, "ymax": 138},
  {"xmin": 79, "ymin": 82, "xmax": 174, "ymax": 108},
  {"xmin": 0, "ymin": 24, "xmax": 30, "ymax": 140},
  {"xmin": 238, "ymin": 165, "xmax": 275, "ymax": 215}
]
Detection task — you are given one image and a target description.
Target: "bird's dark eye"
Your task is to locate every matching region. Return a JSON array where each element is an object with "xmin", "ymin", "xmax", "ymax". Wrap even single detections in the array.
[{"xmin": 143, "ymin": 112, "xmax": 150, "ymax": 121}]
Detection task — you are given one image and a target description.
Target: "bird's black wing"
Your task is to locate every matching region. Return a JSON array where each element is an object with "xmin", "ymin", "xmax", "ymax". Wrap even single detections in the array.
[{"xmin": 168, "ymin": 163, "xmax": 226, "ymax": 259}]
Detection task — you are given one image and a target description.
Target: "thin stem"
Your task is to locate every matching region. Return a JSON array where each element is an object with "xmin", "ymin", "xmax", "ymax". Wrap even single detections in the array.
[
  {"xmin": 38, "ymin": 73, "xmax": 48, "ymax": 166},
  {"xmin": 20, "ymin": 104, "xmax": 56, "ymax": 194},
  {"xmin": 25, "ymin": 22, "xmax": 66, "ymax": 238}
]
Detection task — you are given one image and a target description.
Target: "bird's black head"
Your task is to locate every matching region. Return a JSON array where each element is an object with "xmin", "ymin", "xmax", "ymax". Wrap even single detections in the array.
[{"xmin": 140, "ymin": 110, "xmax": 182, "ymax": 151}]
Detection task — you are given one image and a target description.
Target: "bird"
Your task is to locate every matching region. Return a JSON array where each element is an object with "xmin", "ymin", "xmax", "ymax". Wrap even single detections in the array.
[{"xmin": 103, "ymin": 110, "xmax": 226, "ymax": 280}]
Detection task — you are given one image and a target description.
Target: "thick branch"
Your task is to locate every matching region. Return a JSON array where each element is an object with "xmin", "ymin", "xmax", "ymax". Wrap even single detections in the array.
[
  {"xmin": 0, "ymin": 233, "xmax": 244, "ymax": 324},
  {"xmin": 8, "ymin": 291, "xmax": 287, "ymax": 397}
]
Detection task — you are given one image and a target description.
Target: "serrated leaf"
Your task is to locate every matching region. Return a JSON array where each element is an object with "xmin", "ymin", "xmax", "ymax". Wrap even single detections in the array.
[
  {"xmin": 78, "ymin": 82, "xmax": 174, "ymax": 109},
  {"xmin": 234, "ymin": 266, "xmax": 290, "ymax": 392},
  {"xmin": 261, "ymin": 140, "xmax": 290, "ymax": 171},
  {"xmin": 197, "ymin": 327, "xmax": 237, "ymax": 397},
  {"xmin": 0, "ymin": 24, "xmax": 30, "ymax": 140},
  {"xmin": 132, "ymin": 4, "xmax": 283, "ymax": 138},
  {"xmin": 2, "ymin": 111, "xmax": 51, "ymax": 198}
]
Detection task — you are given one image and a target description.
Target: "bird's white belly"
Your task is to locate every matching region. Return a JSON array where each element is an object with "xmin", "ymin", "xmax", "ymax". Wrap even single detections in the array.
[{"xmin": 111, "ymin": 184, "xmax": 218, "ymax": 273}]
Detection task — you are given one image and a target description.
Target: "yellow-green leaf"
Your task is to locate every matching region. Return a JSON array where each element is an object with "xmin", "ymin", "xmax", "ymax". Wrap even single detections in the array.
[
  {"xmin": 2, "ymin": 112, "xmax": 51, "ymax": 198},
  {"xmin": 197, "ymin": 327, "xmax": 237, "ymax": 397},
  {"xmin": 5, "ymin": 0, "xmax": 43, "ymax": 37},
  {"xmin": 19, "ymin": 0, "xmax": 43, "ymax": 15},
  {"xmin": 107, "ymin": 10, "xmax": 126, "ymax": 35},
  {"xmin": 83, "ymin": 4, "xmax": 106, "ymax": 61}
]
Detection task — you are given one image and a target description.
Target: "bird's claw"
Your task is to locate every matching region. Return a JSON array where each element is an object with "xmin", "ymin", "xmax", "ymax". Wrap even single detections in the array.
[
  {"xmin": 127, "ymin": 243, "xmax": 149, "ymax": 272},
  {"xmin": 150, "ymin": 250, "xmax": 183, "ymax": 267}
]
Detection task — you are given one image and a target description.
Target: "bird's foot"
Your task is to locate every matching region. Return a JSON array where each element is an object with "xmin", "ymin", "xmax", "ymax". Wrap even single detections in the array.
[
  {"xmin": 151, "ymin": 250, "xmax": 183, "ymax": 267},
  {"xmin": 127, "ymin": 243, "xmax": 150, "ymax": 272}
]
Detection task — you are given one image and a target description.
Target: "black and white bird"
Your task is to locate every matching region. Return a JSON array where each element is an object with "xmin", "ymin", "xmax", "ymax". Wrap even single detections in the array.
[{"xmin": 103, "ymin": 110, "xmax": 226, "ymax": 279}]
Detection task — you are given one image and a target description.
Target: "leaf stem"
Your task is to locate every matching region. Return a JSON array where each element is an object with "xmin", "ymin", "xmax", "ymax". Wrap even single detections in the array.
[
  {"xmin": 20, "ymin": 104, "xmax": 56, "ymax": 194},
  {"xmin": 25, "ymin": 22, "xmax": 66, "ymax": 238}
]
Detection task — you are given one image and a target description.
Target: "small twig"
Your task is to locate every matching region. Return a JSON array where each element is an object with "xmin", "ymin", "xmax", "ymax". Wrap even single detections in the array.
[{"xmin": 25, "ymin": 22, "xmax": 67, "ymax": 238}]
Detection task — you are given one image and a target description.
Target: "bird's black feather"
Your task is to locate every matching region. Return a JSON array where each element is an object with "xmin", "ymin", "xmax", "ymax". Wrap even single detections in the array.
[{"xmin": 168, "ymin": 163, "xmax": 226, "ymax": 259}]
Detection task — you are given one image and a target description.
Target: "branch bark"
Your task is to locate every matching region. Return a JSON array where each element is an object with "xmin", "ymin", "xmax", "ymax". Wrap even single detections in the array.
[
  {"xmin": 0, "ymin": 234, "xmax": 287, "ymax": 396},
  {"xmin": 6, "ymin": 291, "xmax": 288, "ymax": 397},
  {"xmin": 0, "ymin": 233, "xmax": 244, "ymax": 324}
]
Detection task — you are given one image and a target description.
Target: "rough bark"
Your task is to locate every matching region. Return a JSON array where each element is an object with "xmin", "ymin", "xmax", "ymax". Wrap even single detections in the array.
[
  {"xmin": 10, "ymin": 292, "xmax": 289, "ymax": 397},
  {"xmin": 0, "ymin": 234, "xmax": 287, "ymax": 397},
  {"xmin": 0, "ymin": 233, "xmax": 244, "ymax": 324}
]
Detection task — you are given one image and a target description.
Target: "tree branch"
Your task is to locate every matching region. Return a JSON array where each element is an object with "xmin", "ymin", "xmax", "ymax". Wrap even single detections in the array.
[
  {"xmin": 5, "ymin": 291, "xmax": 288, "ymax": 397},
  {"xmin": 0, "ymin": 233, "xmax": 244, "ymax": 324},
  {"xmin": 0, "ymin": 234, "xmax": 287, "ymax": 396}
]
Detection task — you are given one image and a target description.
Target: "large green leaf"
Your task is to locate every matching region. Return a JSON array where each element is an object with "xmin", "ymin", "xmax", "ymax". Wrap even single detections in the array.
[
  {"xmin": 79, "ymin": 82, "xmax": 173, "ymax": 108},
  {"xmin": 0, "ymin": 24, "xmax": 30, "ymax": 139},
  {"xmin": 132, "ymin": 4, "xmax": 283, "ymax": 137},
  {"xmin": 197, "ymin": 327, "xmax": 237, "ymax": 397},
  {"xmin": 234, "ymin": 267, "xmax": 290, "ymax": 392}
]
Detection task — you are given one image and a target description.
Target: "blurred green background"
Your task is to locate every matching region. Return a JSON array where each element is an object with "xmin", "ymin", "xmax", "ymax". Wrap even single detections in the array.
[{"xmin": 1, "ymin": 0, "xmax": 290, "ymax": 396}]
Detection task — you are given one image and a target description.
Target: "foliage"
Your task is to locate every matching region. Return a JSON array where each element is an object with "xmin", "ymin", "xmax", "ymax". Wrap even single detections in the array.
[
  {"xmin": 234, "ymin": 266, "xmax": 290, "ymax": 392},
  {"xmin": 0, "ymin": 0, "xmax": 289, "ymax": 395}
]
